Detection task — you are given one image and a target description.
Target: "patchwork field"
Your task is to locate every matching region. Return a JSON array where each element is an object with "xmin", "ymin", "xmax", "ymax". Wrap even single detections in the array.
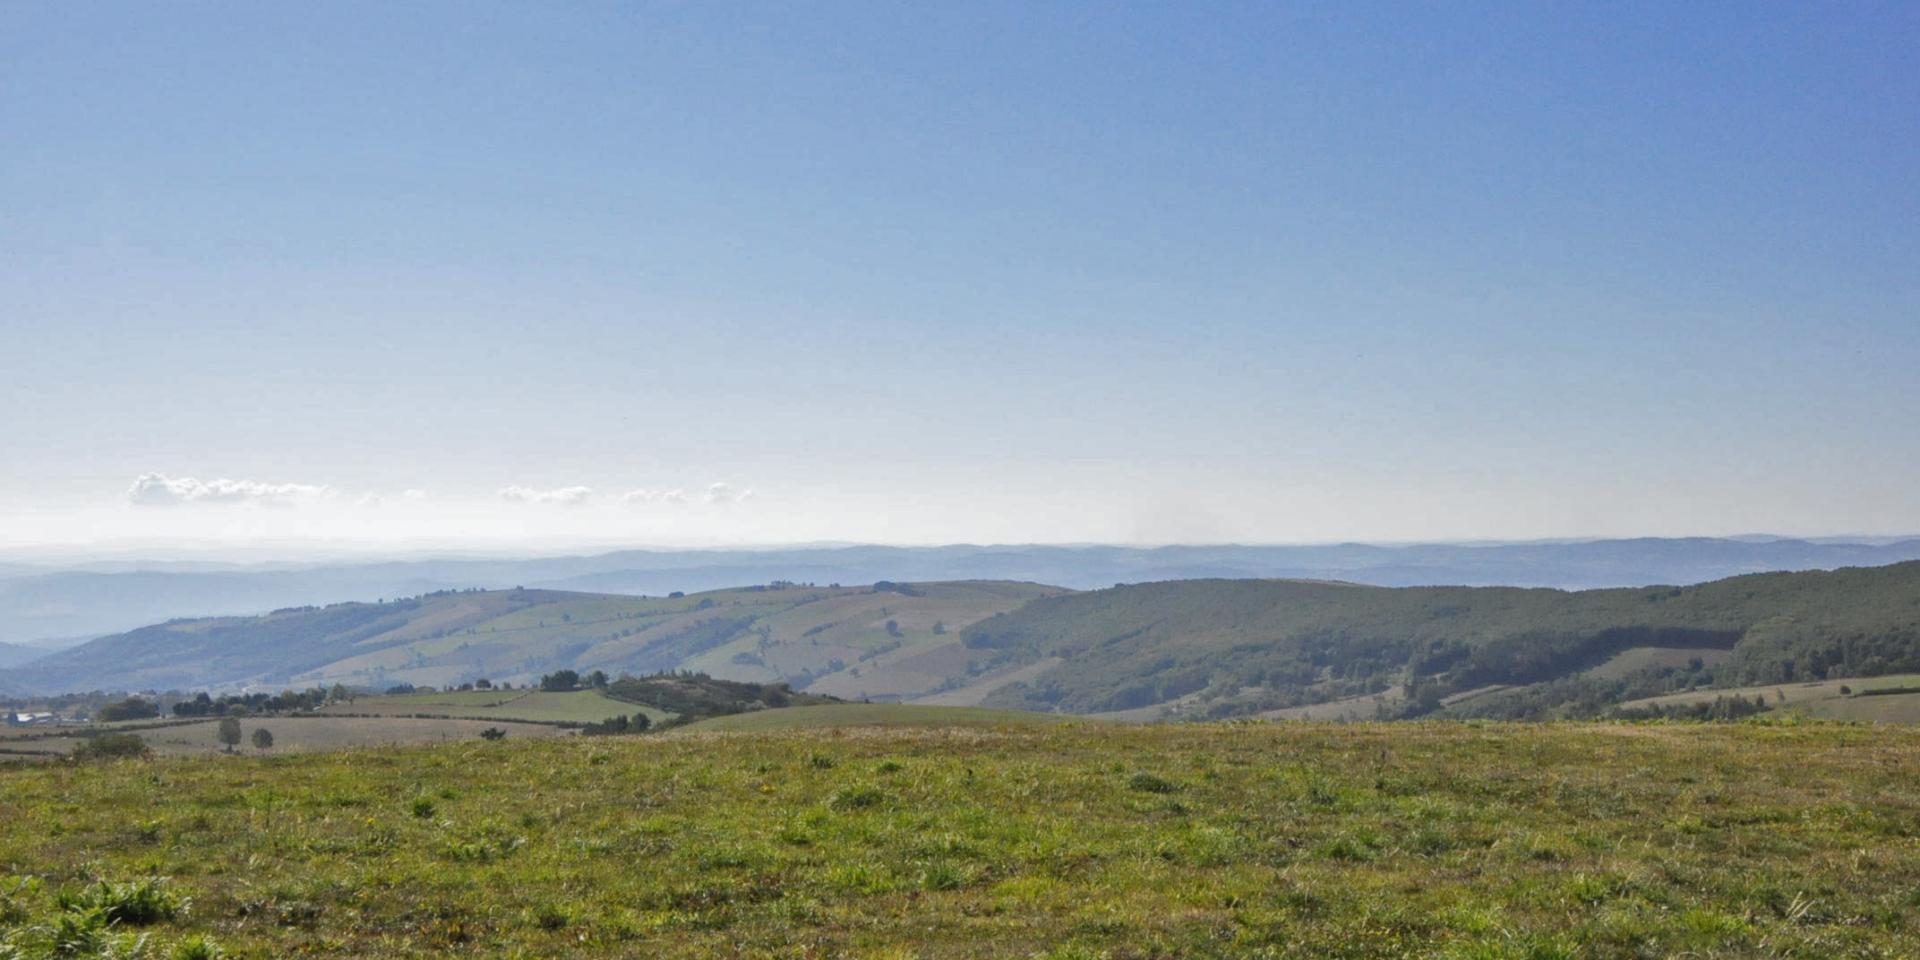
[
  {"xmin": 675, "ymin": 703, "xmax": 1078, "ymax": 732},
  {"xmin": 321, "ymin": 689, "xmax": 661, "ymax": 725},
  {"xmin": 0, "ymin": 720, "xmax": 1916, "ymax": 958},
  {"xmin": 1578, "ymin": 645, "xmax": 1732, "ymax": 680},
  {"xmin": 1618, "ymin": 672, "xmax": 1920, "ymax": 719},
  {"xmin": 0, "ymin": 715, "xmax": 571, "ymax": 760}
]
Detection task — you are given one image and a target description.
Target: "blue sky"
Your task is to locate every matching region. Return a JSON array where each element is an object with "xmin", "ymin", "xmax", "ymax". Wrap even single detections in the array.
[{"xmin": 3, "ymin": 2, "xmax": 1916, "ymax": 550}]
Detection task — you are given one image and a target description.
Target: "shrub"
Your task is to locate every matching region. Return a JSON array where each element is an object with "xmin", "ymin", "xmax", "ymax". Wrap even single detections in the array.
[
  {"xmin": 1127, "ymin": 772, "xmax": 1180, "ymax": 794},
  {"xmin": 56, "ymin": 878, "xmax": 182, "ymax": 926},
  {"xmin": 827, "ymin": 785, "xmax": 886, "ymax": 811},
  {"xmin": 71, "ymin": 734, "xmax": 151, "ymax": 762},
  {"xmin": 171, "ymin": 935, "xmax": 228, "ymax": 959}
]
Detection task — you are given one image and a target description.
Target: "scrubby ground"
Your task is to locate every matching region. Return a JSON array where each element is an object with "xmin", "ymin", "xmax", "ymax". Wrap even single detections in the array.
[{"xmin": 1, "ymin": 720, "xmax": 1917, "ymax": 958}]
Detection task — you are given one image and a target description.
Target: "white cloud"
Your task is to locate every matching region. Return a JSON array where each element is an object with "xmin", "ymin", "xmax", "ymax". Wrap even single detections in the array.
[
  {"xmin": 618, "ymin": 488, "xmax": 659, "ymax": 504},
  {"xmin": 127, "ymin": 473, "xmax": 333, "ymax": 508},
  {"xmin": 499, "ymin": 485, "xmax": 594, "ymax": 505},
  {"xmin": 661, "ymin": 489, "xmax": 689, "ymax": 505},
  {"xmin": 705, "ymin": 482, "xmax": 751, "ymax": 504},
  {"xmin": 401, "ymin": 489, "xmax": 429, "ymax": 501}
]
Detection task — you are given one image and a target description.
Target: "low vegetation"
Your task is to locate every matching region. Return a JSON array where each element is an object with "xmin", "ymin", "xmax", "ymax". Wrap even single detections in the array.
[{"xmin": 0, "ymin": 719, "xmax": 1915, "ymax": 957}]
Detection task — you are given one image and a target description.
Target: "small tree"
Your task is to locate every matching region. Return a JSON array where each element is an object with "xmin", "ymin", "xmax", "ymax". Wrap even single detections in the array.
[
  {"xmin": 932, "ymin": 620, "xmax": 946, "ymax": 635},
  {"xmin": 217, "ymin": 717, "xmax": 242, "ymax": 753},
  {"xmin": 479, "ymin": 727, "xmax": 507, "ymax": 741},
  {"xmin": 587, "ymin": 670, "xmax": 608, "ymax": 689},
  {"xmin": 251, "ymin": 728, "xmax": 274, "ymax": 751},
  {"xmin": 885, "ymin": 619, "xmax": 902, "ymax": 638},
  {"xmin": 540, "ymin": 670, "xmax": 581, "ymax": 692}
]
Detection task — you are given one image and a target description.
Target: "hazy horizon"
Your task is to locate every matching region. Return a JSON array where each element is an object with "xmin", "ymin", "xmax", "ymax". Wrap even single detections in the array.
[{"xmin": 4, "ymin": 531, "xmax": 1919, "ymax": 571}]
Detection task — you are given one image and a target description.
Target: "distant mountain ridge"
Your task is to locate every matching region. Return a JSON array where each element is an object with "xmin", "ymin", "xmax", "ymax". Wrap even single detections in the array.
[{"xmin": 3, "ymin": 537, "xmax": 1919, "ymax": 648}]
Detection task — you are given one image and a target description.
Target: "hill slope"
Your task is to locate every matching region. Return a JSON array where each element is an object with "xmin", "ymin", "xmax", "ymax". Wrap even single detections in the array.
[
  {"xmin": 963, "ymin": 562, "xmax": 1920, "ymax": 719},
  {"xmin": 1, "ymin": 581, "xmax": 1063, "ymax": 696},
  {"xmin": 0, "ymin": 642, "xmax": 39, "ymax": 670}
]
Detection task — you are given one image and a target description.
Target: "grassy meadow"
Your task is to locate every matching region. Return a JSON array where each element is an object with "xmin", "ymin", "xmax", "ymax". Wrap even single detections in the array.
[
  {"xmin": 0, "ymin": 716, "xmax": 572, "ymax": 760},
  {"xmin": 675, "ymin": 703, "xmax": 1076, "ymax": 732},
  {"xmin": 1, "ymin": 717, "xmax": 1917, "ymax": 958},
  {"xmin": 1618, "ymin": 672, "xmax": 1920, "ymax": 722}
]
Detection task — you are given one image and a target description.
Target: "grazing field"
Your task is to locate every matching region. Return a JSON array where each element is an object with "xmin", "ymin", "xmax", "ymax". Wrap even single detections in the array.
[
  {"xmin": 0, "ymin": 716, "xmax": 570, "ymax": 759},
  {"xmin": 1813, "ymin": 692, "xmax": 1920, "ymax": 724},
  {"xmin": 323, "ymin": 689, "xmax": 662, "ymax": 725},
  {"xmin": 1259, "ymin": 689, "xmax": 1403, "ymax": 722},
  {"xmin": 1618, "ymin": 672, "xmax": 1920, "ymax": 718},
  {"xmin": 139, "ymin": 716, "xmax": 571, "ymax": 755},
  {"xmin": 1, "ymin": 721, "xmax": 1917, "ymax": 958},
  {"xmin": 674, "ymin": 703, "xmax": 1078, "ymax": 732},
  {"xmin": 1578, "ymin": 645, "xmax": 1732, "ymax": 680}
]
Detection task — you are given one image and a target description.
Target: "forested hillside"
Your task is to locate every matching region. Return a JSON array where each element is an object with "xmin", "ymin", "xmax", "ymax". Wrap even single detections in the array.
[{"xmin": 964, "ymin": 562, "xmax": 1920, "ymax": 719}]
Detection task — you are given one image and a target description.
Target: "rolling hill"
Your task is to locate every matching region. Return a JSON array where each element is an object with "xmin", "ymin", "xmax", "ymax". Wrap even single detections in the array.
[
  {"xmin": 0, "ymin": 580, "xmax": 1063, "ymax": 697},
  {"xmin": 961, "ymin": 561, "xmax": 1920, "ymax": 720},
  {"xmin": 0, "ymin": 642, "xmax": 39, "ymax": 670}
]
